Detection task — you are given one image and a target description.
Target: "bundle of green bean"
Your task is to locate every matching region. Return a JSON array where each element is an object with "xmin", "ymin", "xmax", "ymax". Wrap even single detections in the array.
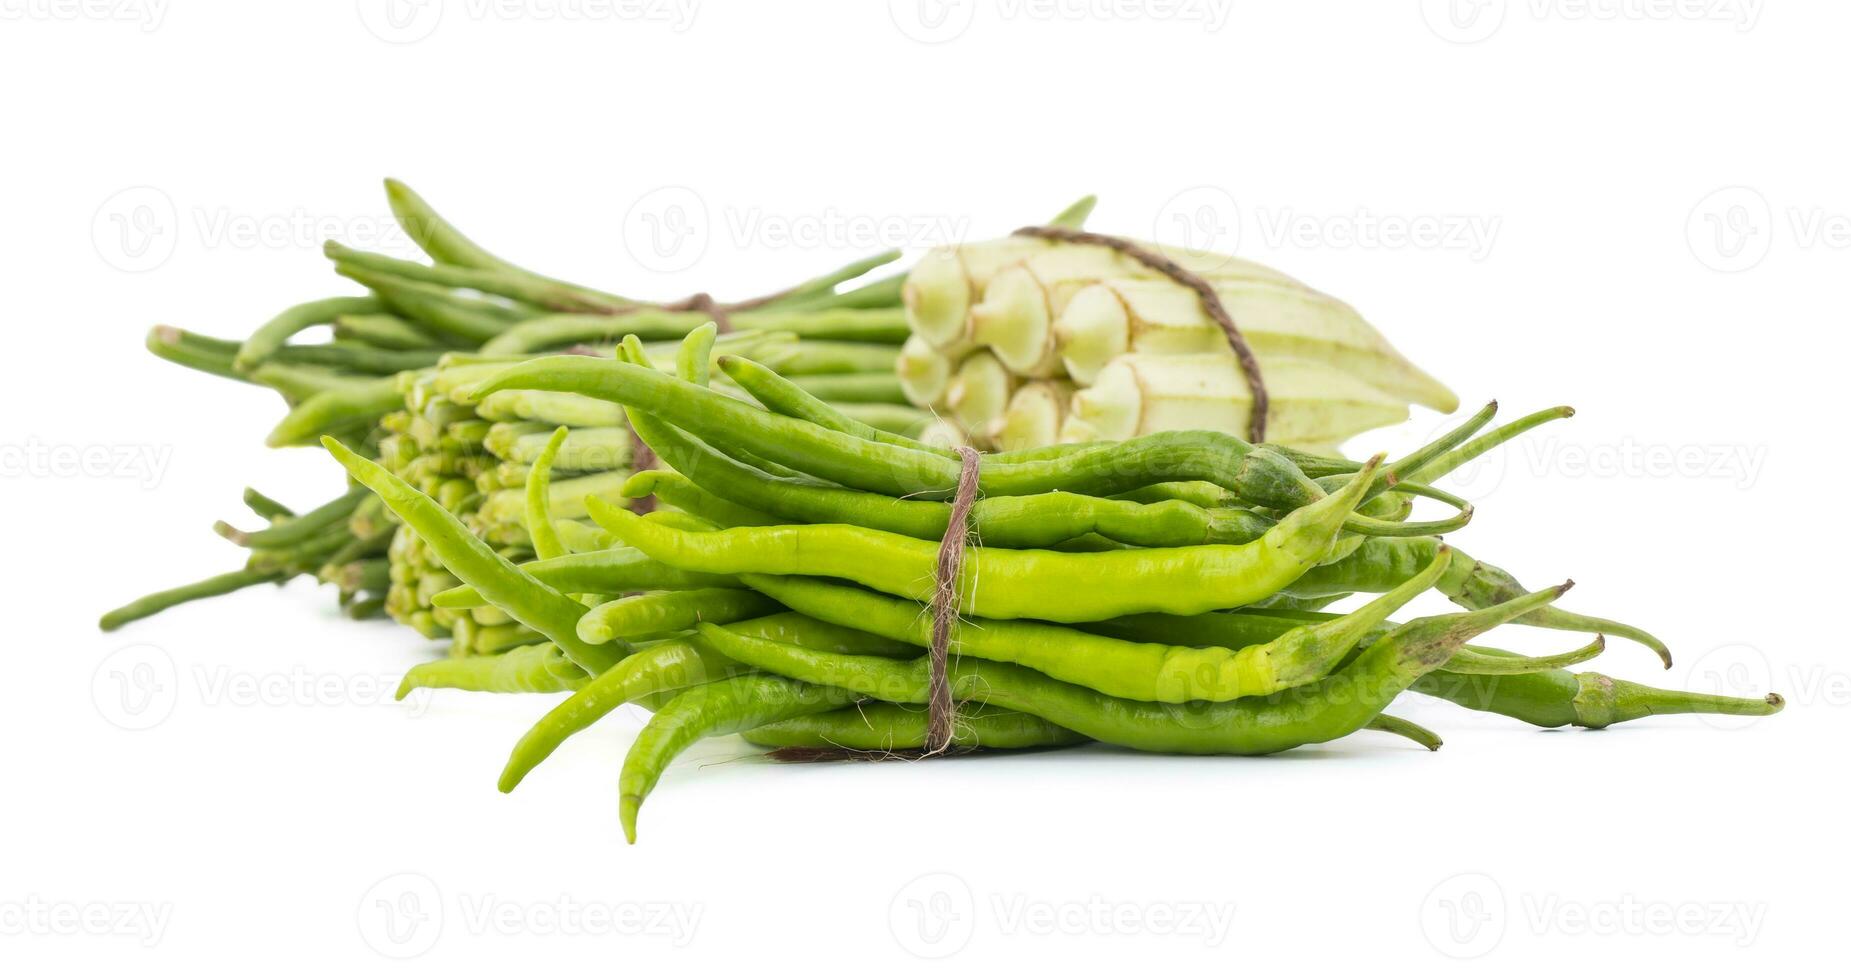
[
  {"xmin": 320, "ymin": 325, "xmax": 1782, "ymax": 843},
  {"xmin": 101, "ymin": 179, "xmax": 928, "ymax": 632}
]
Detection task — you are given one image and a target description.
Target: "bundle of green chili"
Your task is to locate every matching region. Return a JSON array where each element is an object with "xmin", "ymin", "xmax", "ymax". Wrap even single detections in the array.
[{"xmin": 318, "ymin": 325, "xmax": 1783, "ymax": 843}]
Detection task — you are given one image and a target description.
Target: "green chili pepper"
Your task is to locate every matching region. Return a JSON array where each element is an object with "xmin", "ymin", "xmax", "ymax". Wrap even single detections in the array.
[
  {"xmin": 577, "ymin": 588, "xmax": 783, "ymax": 645},
  {"xmin": 619, "ymin": 674, "xmax": 859, "ymax": 843},
  {"xmin": 430, "ymin": 548, "xmax": 739, "ymax": 608},
  {"xmin": 1279, "ymin": 536, "xmax": 1671, "ymax": 665},
  {"xmin": 464, "ymin": 356, "xmax": 1333, "ymax": 509},
  {"xmin": 500, "ymin": 613, "xmax": 909, "ymax": 795},
  {"xmin": 743, "ymin": 704, "xmax": 1437, "ymax": 755},
  {"xmin": 692, "ymin": 582, "xmax": 1568, "ymax": 758},
  {"xmin": 523, "ymin": 427, "xmax": 571, "ymax": 562},
  {"xmin": 585, "ymin": 458, "xmax": 1377, "ymax": 622},
  {"xmin": 740, "ymin": 544, "xmax": 1444, "ymax": 702},
  {"xmin": 396, "ymin": 642, "xmax": 588, "ymax": 699}
]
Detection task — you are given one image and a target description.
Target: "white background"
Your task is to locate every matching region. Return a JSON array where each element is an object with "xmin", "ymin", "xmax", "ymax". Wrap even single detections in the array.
[{"xmin": 1, "ymin": 0, "xmax": 1841, "ymax": 974}]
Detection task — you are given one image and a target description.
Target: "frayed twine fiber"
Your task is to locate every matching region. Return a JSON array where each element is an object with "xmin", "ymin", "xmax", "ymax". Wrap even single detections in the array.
[{"xmin": 926, "ymin": 446, "xmax": 982, "ymax": 754}]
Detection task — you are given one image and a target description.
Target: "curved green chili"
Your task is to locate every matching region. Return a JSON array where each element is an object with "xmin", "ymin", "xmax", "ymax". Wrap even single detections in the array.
[
  {"xmin": 577, "ymin": 588, "xmax": 782, "ymax": 645},
  {"xmin": 624, "ymin": 403, "xmax": 1305, "ymax": 550},
  {"xmin": 1411, "ymin": 667, "xmax": 1785, "ymax": 729},
  {"xmin": 431, "ymin": 547, "xmax": 740, "ymax": 608},
  {"xmin": 621, "ymin": 471, "xmax": 779, "ymax": 528},
  {"xmin": 523, "ymin": 427, "xmax": 571, "ymax": 562},
  {"xmin": 693, "ymin": 583, "xmax": 1566, "ymax": 757},
  {"xmin": 587, "ymin": 460, "xmax": 1375, "ymax": 622},
  {"xmin": 619, "ymin": 674, "xmax": 859, "ymax": 842},
  {"xmin": 742, "ymin": 545, "xmax": 1444, "ymax": 702},
  {"xmin": 396, "ymin": 642, "xmax": 588, "ymax": 699},
  {"xmin": 464, "ymin": 355, "xmax": 1334, "ymax": 509},
  {"xmin": 1279, "ymin": 536, "xmax": 1671, "ymax": 665},
  {"xmin": 498, "ymin": 612, "xmax": 913, "ymax": 794}
]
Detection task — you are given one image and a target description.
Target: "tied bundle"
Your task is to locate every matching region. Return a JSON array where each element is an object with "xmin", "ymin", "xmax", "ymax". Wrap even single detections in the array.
[{"xmin": 322, "ymin": 328, "xmax": 1780, "ymax": 843}]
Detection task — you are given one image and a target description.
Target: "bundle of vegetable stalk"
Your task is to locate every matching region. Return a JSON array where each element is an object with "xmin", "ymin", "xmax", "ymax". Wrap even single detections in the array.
[
  {"xmin": 312, "ymin": 323, "xmax": 1782, "ymax": 843},
  {"xmin": 101, "ymin": 180, "xmax": 923, "ymax": 632},
  {"xmin": 897, "ymin": 222, "xmax": 1457, "ymax": 453}
]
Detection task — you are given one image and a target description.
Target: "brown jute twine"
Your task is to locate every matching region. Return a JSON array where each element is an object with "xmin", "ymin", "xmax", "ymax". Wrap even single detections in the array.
[
  {"xmin": 925, "ymin": 446, "xmax": 984, "ymax": 755},
  {"xmin": 1011, "ymin": 225, "xmax": 1270, "ymax": 443},
  {"xmin": 609, "ymin": 282, "xmax": 798, "ymax": 335}
]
